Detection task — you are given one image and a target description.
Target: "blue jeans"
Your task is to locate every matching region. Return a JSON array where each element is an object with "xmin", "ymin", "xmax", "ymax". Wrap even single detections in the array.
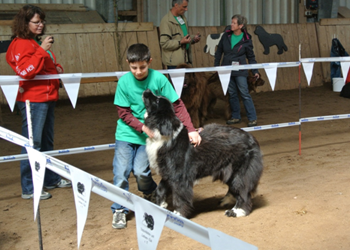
[
  {"xmin": 111, "ymin": 140, "xmax": 157, "ymax": 214},
  {"xmin": 228, "ymin": 75, "xmax": 257, "ymax": 121},
  {"xmin": 17, "ymin": 101, "xmax": 61, "ymax": 195}
]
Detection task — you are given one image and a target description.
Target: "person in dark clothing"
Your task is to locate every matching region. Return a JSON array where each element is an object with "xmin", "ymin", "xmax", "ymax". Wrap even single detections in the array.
[{"xmin": 214, "ymin": 14, "xmax": 259, "ymax": 127}]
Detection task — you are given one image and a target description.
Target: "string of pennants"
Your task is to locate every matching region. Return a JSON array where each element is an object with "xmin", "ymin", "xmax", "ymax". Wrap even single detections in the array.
[
  {"xmin": 1, "ymin": 54, "xmax": 350, "ymax": 112},
  {"xmin": 0, "ymin": 125, "xmax": 257, "ymax": 250}
]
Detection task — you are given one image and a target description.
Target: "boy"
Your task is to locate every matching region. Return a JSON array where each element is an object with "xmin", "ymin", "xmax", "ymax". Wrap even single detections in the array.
[{"xmin": 111, "ymin": 43, "xmax": 201, "ymax": 229}]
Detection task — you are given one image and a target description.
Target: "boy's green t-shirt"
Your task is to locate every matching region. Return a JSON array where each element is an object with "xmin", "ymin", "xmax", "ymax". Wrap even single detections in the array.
[{"xmin": 114, "ymin": 68, "xmax": 179, "ymax": 145}]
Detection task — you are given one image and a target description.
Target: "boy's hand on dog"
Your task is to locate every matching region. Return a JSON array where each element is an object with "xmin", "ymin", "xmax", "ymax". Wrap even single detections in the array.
[
  {"xmin": 188, "ymin": 131, "xmax": 201, "ymax": 147},
  {"xmin": 142, "ymin": 125, "xmax": 154, "ymax": 138}
]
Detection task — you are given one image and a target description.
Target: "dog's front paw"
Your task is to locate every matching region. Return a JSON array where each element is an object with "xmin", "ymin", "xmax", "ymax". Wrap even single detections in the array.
[
  {"xmin": 224, "ymin": 208, "xmax": 247, "ymax": 217},
  {"xmin": 173, "ymin": 210, "xmax": 182, "ymax": 216},
  {"xmin": 224, "ymin": 209, "xmax": 236, "ymax": 217},
  {"xmin": 160, "ymin": 201, "xmax": 168, "ymax": 208}
]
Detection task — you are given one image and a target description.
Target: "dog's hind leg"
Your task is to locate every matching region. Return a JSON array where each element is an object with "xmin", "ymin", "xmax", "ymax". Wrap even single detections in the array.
[{"xmin": 224, "ymin": 190, "xmax": 252, "ymax": 217}]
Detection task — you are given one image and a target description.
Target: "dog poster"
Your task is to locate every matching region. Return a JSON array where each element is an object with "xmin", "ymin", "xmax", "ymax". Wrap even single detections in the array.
[
  {"xmin": 27, "ymin": 147, "xmax": 47, "ymax": 220},
  {"xmin": 70, "ymin": 166, "xmax": 92, "ymax": 248},
  {"xmin": 133, "ymin": 196, "xmax": 167, "ymax": 250}
]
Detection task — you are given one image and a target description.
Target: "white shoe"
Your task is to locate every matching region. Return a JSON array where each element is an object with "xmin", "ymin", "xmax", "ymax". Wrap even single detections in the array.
[
  {"xmin": 21, "ymin": 190, "xmax": 52, "ymax": 200},
  {"xmin": 112, "ymin": 209, "xmax": 127, "ymax": 229},
  {"xmin": 44, "ymin": 179, "xmax": 72, "ymax": 189}
]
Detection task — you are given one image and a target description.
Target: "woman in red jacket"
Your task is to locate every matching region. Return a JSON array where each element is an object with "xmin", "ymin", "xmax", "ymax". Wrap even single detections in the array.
[{"xmin": 6, "ymin": 5, "xmax": 71, "ymax": 200}]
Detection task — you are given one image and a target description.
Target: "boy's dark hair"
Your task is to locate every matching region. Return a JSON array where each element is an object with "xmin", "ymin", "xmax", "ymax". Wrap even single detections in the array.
[
  {"xmin": 11, "ymin": 4, "xmax": 46, "ymax": 40},
  {"xmin": 126, "ymin": 43, "xmax": 151, "ymax": 63}
]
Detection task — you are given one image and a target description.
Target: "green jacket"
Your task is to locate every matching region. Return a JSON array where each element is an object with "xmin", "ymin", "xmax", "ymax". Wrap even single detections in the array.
[{"xmin": 159, "ymin": 10, "xmax": 194, "ymax": 67}]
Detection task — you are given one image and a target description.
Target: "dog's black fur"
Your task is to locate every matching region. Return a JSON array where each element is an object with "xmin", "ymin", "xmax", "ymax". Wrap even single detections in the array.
[{"xmin": 142, "ymin": 89, "xmax": 264, "ymax": 218}]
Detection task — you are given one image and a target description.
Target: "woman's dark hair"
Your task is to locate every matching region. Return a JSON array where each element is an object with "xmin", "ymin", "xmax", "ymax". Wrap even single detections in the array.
[{"xmin": 11, "ymin": 4, "xmax": 46, "ymax": 40}]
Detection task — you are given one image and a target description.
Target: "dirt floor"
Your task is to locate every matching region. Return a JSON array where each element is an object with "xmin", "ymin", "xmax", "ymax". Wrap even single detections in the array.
[{"xmin": 0, "ymin": 84, "xmax": 350, "ymax": 250}]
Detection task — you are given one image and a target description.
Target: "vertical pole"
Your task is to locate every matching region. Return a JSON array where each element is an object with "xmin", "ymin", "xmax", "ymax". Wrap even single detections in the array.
[
  {"xmin": 25, "ymin": 100, "xmax": 44, "ymax": 250},
  {"xmin": 298, "ymin": 63, "xmax": 302, "ymax": 156}
]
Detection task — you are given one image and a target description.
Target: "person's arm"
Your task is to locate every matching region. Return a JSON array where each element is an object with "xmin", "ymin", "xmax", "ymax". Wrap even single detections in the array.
[
  {"xmin": 173, "ymin": 99, "xmax": 195, "ymax": 132},
  {"xmin": 7, "ymin": 40, "xmax": 50, "ymax": 79},
  {"xmin": 159, "ymin": 16, "xmax": 182, "ymax": 51},
  {"xmin": 116, "ymin": 106, "xmax": 144, "ymax": 133},
  {"xmin": 50, "ymin": 50, "xmax": 64, "ymax": 73},
  {"xmin": 173, "ymin": 99, "xmax": 201, "ymax": 146}
]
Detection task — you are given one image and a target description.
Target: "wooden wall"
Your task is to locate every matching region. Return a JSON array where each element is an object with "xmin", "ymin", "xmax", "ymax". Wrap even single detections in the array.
[{"xmin": 1, "ymin": 21, "xmax": 349, "ymax": 105}]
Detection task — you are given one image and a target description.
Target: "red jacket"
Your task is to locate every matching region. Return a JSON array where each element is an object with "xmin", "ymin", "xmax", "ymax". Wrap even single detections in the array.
[{"xmin": 6, "ymin": 38, "xmax": 63, "ymax": 102}]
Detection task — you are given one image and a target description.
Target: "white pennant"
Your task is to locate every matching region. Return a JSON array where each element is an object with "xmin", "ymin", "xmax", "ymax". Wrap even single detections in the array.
[
  {"xmin": 60, "ymin": 74, "xmax": 82, "ymax": 108},
  {"xmin": 340, "ymin": 62, "xmax": 350, "ymax": 83},
  {"xmin": 168, "ymin": 72, "xmax": 185, "ymax": 97},
  {"xmin": 0, "ymin": 82, "xmax": 19, "ymax": 112},
  {"xmin": 133, "ymin": 195, "xmax": 167, "ymax": 250},
  {"xmin": 302, "ymin": 62, "xmax": 314, "ymax": 86},
  {"xmin": 217, "ymin": 70, "xmax": 231, "ymax": 95},
  {"xmin": 263, "ymin": 65, "xmax": 278, "ymax": 91},
  {"xmin": 70, "ymin": 166, "xmax": 92, "ymax": 249},
  {"xmin": 208, "ymin": 228, "xmax": 258, "ymax": 250},
  {"xmin": 26, "ymin": 147, "xmax": 47, "ymax": 221}
]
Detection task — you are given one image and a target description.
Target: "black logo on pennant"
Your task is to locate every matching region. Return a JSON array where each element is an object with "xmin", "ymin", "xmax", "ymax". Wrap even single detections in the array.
[
  {"xmin": 35, "ymin": 161, "xmax": 40, "ymax": 171},
  {"xmin": 144, "ymin": 213, "xmax": 154, "ymax": 230},
  {"xmin": 77, "ymin": 182, "xmax": 85, "ymax": 195}
]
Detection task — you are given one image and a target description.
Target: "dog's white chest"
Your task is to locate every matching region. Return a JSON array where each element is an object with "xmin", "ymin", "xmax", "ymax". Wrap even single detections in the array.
[{"xmin": 146, "ymin": 130, "xmax": 165, "ymax": 174}]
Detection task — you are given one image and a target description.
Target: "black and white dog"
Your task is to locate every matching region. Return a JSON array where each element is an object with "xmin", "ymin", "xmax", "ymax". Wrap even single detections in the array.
[{"xmin": 142, "ymin": 89, "xmax": 263, "ymax": 218}]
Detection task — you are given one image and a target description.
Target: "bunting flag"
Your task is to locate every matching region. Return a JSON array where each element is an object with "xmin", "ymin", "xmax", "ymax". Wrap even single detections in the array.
[
  {"xmin": 217, "ymin": 70, "xmax": 231, "ymax": 95},
  {"xmin": 0, "ymin": 81, "xmax": 19, "ymax": 112},
  {"xmin": 208, "ymin": 228, "xmax": 258, "ymax": 250},
  {"xmin": 302, "ymin": 62, "xmax": 314, "ymax": 86},
  {"xmin": 26, "ymin": 147, "xmax": 47, "ymax": 221},
  {"xmin": 168, "ymin": 71, "xmax": 185, "ymax": 97},
  {"xmin": 133, "ymin": 195, "xmax": 167, "ymax": 250},
  {"xmin": 340, "ymin": 62, "xmax": 350, "ymax": 83},
  {"xmin": 263, "ymin": 65, "xmax": 278, "ymax": 91},
  {"xmin": 70, "ymin": 166, "xmax": 92, "ymax": 249},
  {"xmin": 60, "ymin": 74, "xmax": 82, "ymax": 108}
]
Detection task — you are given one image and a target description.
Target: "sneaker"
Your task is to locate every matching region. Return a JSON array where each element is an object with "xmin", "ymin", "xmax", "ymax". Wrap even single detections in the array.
[
  {"xmin": 248, "ymin": 120, "xmax": 258, "ymax": 127},
  {"xmin": 22, "ymin": 190, "xmax": 52, "ymax": 200},
  {"xmin": 112, "ymin": 210, "xmax": 127, "ymax": 229},
  {"xmin": 44, "ymin": 179, "xmax": 72, "ymax": 189},
  {"xmin": 226, "ymin": 118, "xmax": 241, "ymax": 125}
]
